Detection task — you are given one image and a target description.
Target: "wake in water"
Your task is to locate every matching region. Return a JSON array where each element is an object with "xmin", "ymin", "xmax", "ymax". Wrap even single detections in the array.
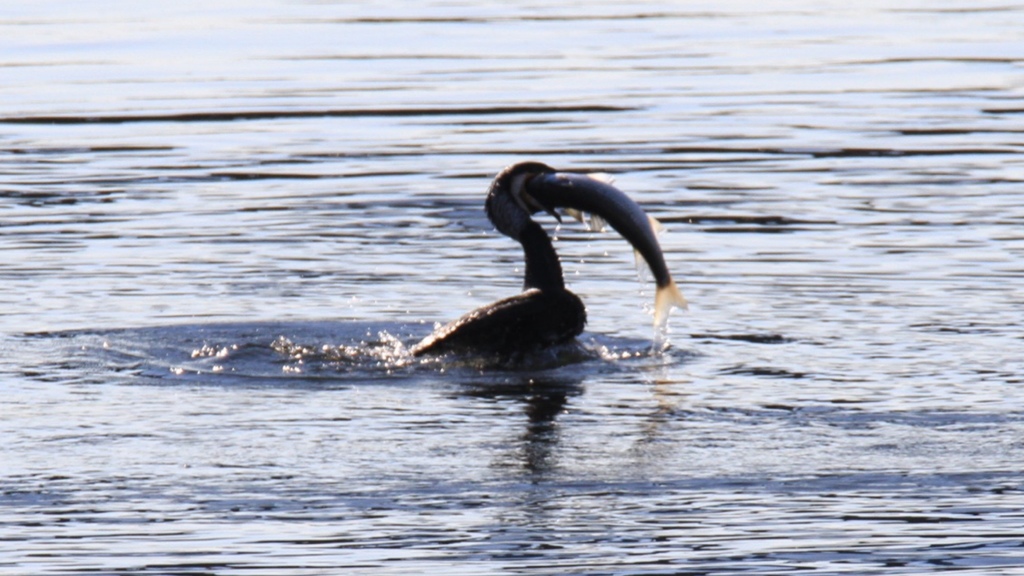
[
  {"xmin": 270, "ymin": 328, "xmax": 663, "ymax": 374},
  {"xmin": 22, "ymin": 321, "xmax": 681, "ymax": 387}
]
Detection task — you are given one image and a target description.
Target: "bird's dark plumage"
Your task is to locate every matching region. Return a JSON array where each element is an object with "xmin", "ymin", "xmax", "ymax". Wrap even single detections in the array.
[{"xmin": 411, "ymin": 161, "xmax": 683, "ymax": 357}]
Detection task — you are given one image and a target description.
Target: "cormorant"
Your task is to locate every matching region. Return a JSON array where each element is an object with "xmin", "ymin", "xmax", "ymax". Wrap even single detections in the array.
[{"xmin": 410, "ymin": 161, "xmax": 684, "ymax": 357}]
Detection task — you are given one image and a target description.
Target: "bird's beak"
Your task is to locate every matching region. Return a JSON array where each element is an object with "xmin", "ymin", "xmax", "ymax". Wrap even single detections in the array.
[{"xmin": 512, "ymin": 172, "xmax": 563, "ymax": 223}]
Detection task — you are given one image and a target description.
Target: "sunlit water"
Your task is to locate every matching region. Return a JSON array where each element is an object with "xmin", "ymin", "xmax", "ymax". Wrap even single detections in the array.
[{"xmin": 2, "ymin": 1, "xmax": 1024, "ymax": 574}]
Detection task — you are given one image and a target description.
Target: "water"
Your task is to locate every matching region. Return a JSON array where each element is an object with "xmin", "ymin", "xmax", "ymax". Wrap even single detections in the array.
[{"xmin": 3, "ymin": 1, "xmax": 1024, "ymax": 574}]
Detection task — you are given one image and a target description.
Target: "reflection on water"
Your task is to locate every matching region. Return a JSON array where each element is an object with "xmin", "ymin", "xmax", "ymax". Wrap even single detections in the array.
[{"xmin": 3, "ymin": 1, "xmax": 1024, "ymax": 574}]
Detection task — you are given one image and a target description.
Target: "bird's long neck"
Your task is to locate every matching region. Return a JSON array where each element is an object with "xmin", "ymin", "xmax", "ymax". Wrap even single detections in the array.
[{"xmin": 519, "ymin": 219, "xmax": 565, "ymax": 292}]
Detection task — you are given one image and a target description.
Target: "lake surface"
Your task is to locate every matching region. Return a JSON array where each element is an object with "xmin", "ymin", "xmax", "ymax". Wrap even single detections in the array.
[{"xmin": 2, "ymin": 1, "xmax": 1024, "ymax": 574}]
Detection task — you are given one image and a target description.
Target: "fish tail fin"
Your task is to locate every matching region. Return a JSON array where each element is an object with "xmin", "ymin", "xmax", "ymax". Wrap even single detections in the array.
[{"xmin": 654, "ymin": 279, "xmax": 688, "ymax": 331}]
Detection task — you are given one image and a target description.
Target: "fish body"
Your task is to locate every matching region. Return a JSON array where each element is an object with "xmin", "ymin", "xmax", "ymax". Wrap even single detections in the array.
[{"xmin": 526, "ymin": 171, "xmax": 686, "ymax": 332}]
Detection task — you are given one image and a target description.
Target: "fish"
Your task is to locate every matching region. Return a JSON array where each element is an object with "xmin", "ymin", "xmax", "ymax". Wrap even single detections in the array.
[{"xmin": 524, "ymin": 171, "xmax": 687, "ymax": 336}]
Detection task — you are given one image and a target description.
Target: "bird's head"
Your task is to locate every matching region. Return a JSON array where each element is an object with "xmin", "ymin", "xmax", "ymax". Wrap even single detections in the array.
[{"xmin": 485, "ymin": 161, "xmax": 562, "ymax": 239}]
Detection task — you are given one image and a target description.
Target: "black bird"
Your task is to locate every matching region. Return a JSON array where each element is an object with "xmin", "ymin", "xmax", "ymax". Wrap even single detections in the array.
[{"xmin": 410, "ymin": 161, "xmax": 684, "ymax": 357}]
